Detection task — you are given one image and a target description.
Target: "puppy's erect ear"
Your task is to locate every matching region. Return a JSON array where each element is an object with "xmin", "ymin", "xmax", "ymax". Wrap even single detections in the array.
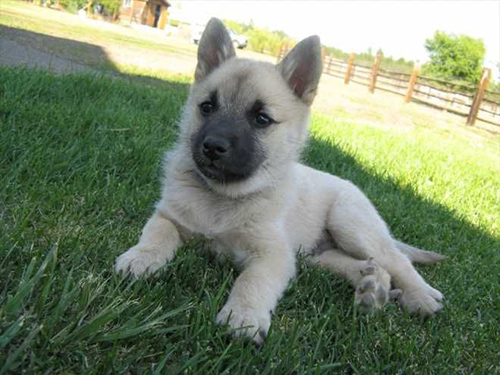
[
  {"xmin": 195, "ymin": 18, "xmax": 236, "ymax": 82},
  {"xmin": 277, "ymin": 36, "xmax": 323, "ymax": 106}
]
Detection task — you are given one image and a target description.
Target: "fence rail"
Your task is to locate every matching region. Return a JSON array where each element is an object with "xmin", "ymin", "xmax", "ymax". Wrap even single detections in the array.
[{"xmin": 276, "ymin": 45, "xmax": 500, "ymax": 128}]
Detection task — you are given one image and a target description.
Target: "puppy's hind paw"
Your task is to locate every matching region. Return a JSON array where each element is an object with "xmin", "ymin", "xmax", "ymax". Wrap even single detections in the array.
[
  {"xmin": 399, "ymin": 285, "xmax": 444, "ymax": 317},
  {"xmin": 354, "ymin": 258, "xmax": 392, "ymax": 312}
]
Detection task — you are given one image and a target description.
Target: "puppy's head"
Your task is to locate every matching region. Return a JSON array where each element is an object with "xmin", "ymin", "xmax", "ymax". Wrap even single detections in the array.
[{"xmin": 180, "ymin": 18, "xmax": 322, "ymax": 197}]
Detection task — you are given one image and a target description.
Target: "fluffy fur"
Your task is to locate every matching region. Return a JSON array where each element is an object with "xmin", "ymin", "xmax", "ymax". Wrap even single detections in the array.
[{"xmin": 115, "ymin": 18, "xmax": 445, "ymax": 345}]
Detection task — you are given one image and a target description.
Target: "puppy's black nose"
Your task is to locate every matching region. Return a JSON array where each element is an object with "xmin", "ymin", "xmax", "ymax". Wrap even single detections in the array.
[{"xmin": 202, "ymin": 136, "xmax": 230, "ymax": 160}]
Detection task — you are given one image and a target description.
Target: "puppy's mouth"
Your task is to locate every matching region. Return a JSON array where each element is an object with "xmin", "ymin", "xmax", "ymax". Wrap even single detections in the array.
[
  {"xmin": 197, "ymin": 161, "xmax": 223, "ymax": 180},
  {"xmin": 195, "ymin": 159, "xmax": 247, "ymax": 183}
]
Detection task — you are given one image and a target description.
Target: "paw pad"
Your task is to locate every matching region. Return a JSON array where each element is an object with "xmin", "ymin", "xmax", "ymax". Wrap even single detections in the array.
[
  {"xmin": 355, "ymin": 258, "xmax": 392, "ymax": 312},
  {"xmin": 360, "ymin": 257, "xmax": 378, "ymax": 276}
]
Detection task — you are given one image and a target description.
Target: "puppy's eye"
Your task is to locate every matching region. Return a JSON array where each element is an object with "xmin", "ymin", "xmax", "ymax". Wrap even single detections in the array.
[
  {"xmin": 200, "ymin": 102, "xmax": 214, "ymax": 116},
  {"xmin": 255, "ymin": 113, "xmax": 274, "ymax": 128}
]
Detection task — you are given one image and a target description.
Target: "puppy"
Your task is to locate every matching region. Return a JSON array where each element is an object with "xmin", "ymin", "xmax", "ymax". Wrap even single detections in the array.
[{"xmin": 116, "ymin": 18, "xmax": 445, "ymax": 344}]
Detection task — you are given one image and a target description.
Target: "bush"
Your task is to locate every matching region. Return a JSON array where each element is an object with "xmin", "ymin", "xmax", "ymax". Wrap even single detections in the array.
[
  {"xmin": 222, "ymin": 19, "xmax": 294, "ymax": 57},
  {"xmin": 59, "ymin": 0, "xmax": 87, "ymax": 13},
  {"xmin": 422, "ymin": 31, "xmax": 485, "ymax": 85},
  {"xmin": 96, "ymin": 0, "xmax": 121, "ymax": 17}
]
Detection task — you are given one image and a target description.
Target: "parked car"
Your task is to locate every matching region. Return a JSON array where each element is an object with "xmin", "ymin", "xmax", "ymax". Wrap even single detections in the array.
[{"xmin": 191, "ymin": 24, "xmax": 247, "ymax": 49}]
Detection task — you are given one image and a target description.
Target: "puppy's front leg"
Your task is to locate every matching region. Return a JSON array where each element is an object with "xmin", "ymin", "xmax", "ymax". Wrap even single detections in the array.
[
  {"xmin": 115, "ymin": 210, "xmax": 183, "ymax": 278},
  {"xmin": 216, "ymin": 234, "xmax": 295, "ymax": 345}
]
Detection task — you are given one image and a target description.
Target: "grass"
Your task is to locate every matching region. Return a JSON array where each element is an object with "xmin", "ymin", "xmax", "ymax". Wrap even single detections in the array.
[{"xmin": 1, "ymin": 66, "xmax": 499, "ymax": 374}]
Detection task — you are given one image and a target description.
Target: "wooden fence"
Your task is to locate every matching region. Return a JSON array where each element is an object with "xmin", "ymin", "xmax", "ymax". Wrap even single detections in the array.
[{"xmin": 277, "ymin": 45, "xmax": 500, "ymax": 128}]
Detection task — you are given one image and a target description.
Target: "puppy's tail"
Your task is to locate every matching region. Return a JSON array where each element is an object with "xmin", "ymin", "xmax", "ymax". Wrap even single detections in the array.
[{"xmin": 395, "ymin": 240, "xmax": 447, "ymax": 265}]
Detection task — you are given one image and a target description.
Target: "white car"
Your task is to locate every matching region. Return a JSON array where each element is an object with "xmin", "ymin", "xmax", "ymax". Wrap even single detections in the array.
[{"xmin": 191, "ymin": 24, "xmax": 247, "ymax": 49}]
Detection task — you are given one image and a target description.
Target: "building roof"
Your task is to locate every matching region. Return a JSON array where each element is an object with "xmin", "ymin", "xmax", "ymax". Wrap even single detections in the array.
[{"xmin": 135, "ymin": 0, "xmax": 171, "ymax": 6}]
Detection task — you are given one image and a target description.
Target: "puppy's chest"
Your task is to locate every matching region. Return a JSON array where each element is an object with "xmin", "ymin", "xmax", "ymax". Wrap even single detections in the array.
[{"xmin": 163, "ymin": 187, "xmax": 254, "ymax": 237}]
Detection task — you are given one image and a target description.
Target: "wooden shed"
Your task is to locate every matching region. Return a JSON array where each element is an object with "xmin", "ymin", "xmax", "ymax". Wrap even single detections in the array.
[{"xmin": 120, "ymin": 0, "xmax": 170, "ymax": 30}]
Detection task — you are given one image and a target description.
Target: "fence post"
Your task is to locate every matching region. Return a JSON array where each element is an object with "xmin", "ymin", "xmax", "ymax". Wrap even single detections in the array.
[
  {"xmin": 321, "ymin": 48, "xmax": 326, "ymax": 63},
  {"xmin": 466, "ymin": 68, "xmax": 490, "ymax": 126},
  {"xmin": 344, "ymin": 53, "xmax": 355, "ymax": 85},
  {"xmin": 405, "ymin": 63, "xmax": 421, "ymax": 103},
  {"xmin": 86, "ymin": 0, "xmax": 92, "ymax": 17},
  {"xmin": 369, "ymin": 52, "xmax": 382, "ymax": 93},
  {"xmin": 326, "ymin": 55, "xmax": 332, "ymax": 75},
  {"xmin": 276, "ymin": 43, "xmax": 283, "ymax": 63}
]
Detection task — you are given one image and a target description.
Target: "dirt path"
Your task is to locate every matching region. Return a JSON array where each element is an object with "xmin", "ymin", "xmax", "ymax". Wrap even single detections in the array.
[
  {"xmin": 0, "ymin": 1, "xmax": 275, "ymax": 76},
  {"xmin": 0, "ymin": 37, "xmax": 94, "ymax": 73}
]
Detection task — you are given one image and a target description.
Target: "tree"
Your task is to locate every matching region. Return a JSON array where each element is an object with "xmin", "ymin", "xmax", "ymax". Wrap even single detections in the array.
[
  {"xmin": 422, "ymin": 31, "xmax": 485, "ymax": 84},
  {"xmin": 98, "ymin": 0, "xmax": 121, "ymax": 16},
  {"xmin": 59, "ymin": 0, "xmax": 86, "ymax": 12},
  {"xmin": 323, "ymin": 46, "xmax": 348, "ymax": 61},
  {"xmin": 356, "ymin": 48, "xmax": 375, "ymax": 66},
  {"xmin": 222, "ymin": 19, "xmax": 293, "ymax": 57},
  {"xmin": 247, "ymin": 28, "xmax": 283, "ymax": 55},
  {"xmin": 223, "ymin": 20, "xmax": 246, "ymax": 34}
]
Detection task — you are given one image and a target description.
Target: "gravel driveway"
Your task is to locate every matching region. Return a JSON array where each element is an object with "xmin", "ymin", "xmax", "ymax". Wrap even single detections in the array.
[{"xmin": 0, "ymin": 36, "xmax": 94, "ymax": 73}]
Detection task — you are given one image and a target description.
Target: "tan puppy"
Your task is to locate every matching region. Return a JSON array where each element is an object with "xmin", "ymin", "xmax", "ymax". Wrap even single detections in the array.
[{"xmin": 116, "ymin": 18, "xmax": 445, "ymax": 344}]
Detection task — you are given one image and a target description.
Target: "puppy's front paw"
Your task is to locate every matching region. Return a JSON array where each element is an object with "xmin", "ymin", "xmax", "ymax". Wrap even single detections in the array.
[
  {"xmin": 216, "ymin": 302, "xmax": 271, "ymax": 345},
  {"xmin": 115, "ymin": 244, "xmax": 168, "ymax": 278},
  {"xmin": 354, "ymin": 258, "xmax": 395, "ymax": 312},
  {"xmin": 399, "ymin": 284, "xmax": 444, "ymax": 317}
]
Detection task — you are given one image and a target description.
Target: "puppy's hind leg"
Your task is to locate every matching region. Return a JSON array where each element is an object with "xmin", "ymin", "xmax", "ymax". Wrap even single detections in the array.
[
  {"xmin": 308, "ymin": 248, "xmax": 401, "ymax": 312},
  {"xmin": 327, "ymin": 182, "xmax": 444, "ymax": 317},
  {"xmin": 205, "ymin": 241, "xmax": 231, "ymax": 265}
]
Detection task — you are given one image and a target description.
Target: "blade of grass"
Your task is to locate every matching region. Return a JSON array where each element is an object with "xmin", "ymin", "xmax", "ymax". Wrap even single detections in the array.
[
  {"xmin": 0, "ymin": 324, "xmax": 41, "ymax": 375},
  {"xmin": 4, "ymin": 246, "xmax": 57, "ymax": 317}
]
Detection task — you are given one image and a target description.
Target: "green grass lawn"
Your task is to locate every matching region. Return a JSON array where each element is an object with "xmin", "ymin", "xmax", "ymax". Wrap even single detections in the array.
[{"xmin": 1, "ymin": 66, "xmax": 499, "ymax": 374}]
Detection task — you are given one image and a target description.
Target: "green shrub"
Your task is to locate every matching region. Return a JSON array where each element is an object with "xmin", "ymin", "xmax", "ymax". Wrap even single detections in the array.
[
  {"xmin": 59, "ymin": 0, "xmax": 86, "ymax": 13},
  {"xmin": 422, "ymin": 31, "xmax": 485, "ymax": 85},
  {"xmin": 222, "ymin": 19, "xmax": 294, "ymax": 57}
]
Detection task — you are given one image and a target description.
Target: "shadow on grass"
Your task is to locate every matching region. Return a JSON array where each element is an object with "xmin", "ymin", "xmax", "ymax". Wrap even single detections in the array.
[
  {"xmin": 305, "ymin": 136, "xmax": 498, "ymax": 261},
  {"xmin": 0, "ymin": 25, "xmax": 190, "ymax": 91}
]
